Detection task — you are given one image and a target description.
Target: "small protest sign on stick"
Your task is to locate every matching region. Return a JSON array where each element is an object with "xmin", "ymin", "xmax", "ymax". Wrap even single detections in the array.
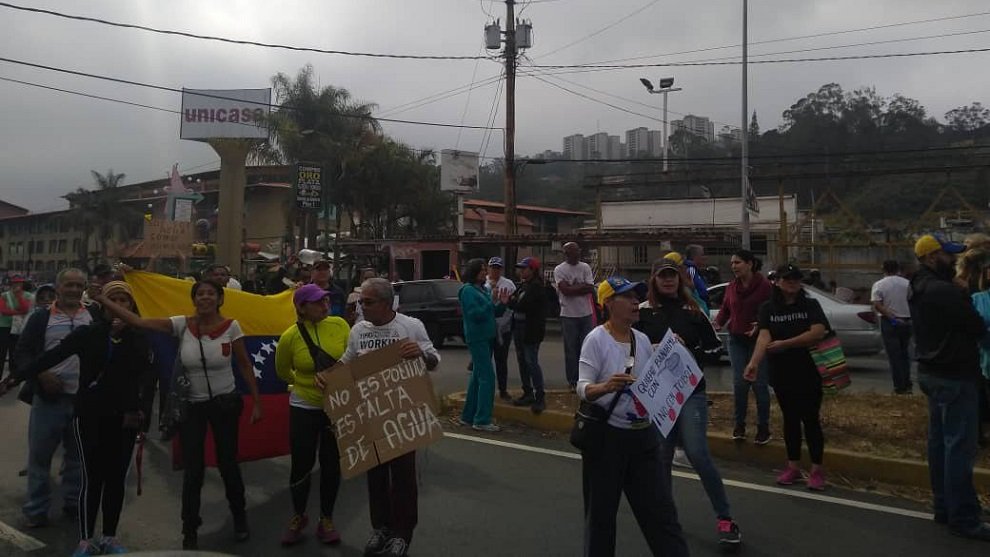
[{"xmin": 319, "ymin": 342, "xmax": 443, "ymax": 479}]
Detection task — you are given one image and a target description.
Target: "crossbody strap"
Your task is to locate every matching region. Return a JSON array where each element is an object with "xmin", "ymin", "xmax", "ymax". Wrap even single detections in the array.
[
  {"xmin": 297, "ymin": 321, "xmax": 337, "ymax": 368},
  {"xmin": 603, "ymin": 331, "xmax": 637, "ymax": 418}
]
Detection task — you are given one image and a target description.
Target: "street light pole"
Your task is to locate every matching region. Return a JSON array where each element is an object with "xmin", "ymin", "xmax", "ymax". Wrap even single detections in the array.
[
  {"xmin": 662, "ymin": 90, "xmax": 669, "ymax": 172},
  {"xmin": 740, "ymin": 0, "xmax": 751, "ymax": 249},
  {"xmin": 640, "ymin": 77, "xmax": 681, "ymax": 172}
]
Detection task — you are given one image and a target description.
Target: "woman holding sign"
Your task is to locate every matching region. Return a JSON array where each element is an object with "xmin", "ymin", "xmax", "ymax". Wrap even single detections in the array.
[
  {"xmin": 274, "ymin": 284, "xmax": 350, "ymax": 546},
  {"xmin": 636, "ymin": 258, "xmax": 742, "ymax": 547},
  {"xmin": 744, "ymin": 264, "xmax": 830, "ymax": 490},
  {"xmin": 577, "ymin": 276, "xmax": 688, "ymax": 557}
]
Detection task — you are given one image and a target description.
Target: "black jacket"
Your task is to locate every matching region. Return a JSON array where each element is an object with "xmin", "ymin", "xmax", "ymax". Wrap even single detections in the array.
[
  {"xmin": 14, "ymin": 304, "xmax": 104, "ymax": 403},
  {"xmin": 21, "ymin": 320, "xmax": 155, "ymax": 417},
  {"xmin": 634, "ymin": 296, "xmax": 721, "ymax": 390},
  {"xmin": 909, "ymin": 266, "xmax": 984, "ymax": 381},
  {"xmin": 507, "ymin": 279, "xmax": 547, "ymax": 344}
]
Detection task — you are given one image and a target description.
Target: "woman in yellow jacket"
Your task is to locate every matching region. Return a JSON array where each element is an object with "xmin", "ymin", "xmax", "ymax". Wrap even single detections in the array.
[{"xmin": 275, "ymin": 284, "xmax": 350, "ymax": 546}]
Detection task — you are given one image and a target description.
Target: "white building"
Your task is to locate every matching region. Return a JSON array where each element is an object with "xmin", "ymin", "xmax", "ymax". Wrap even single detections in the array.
[
  {"xmin": 671, "ymin": 115, "xmax": 716, "ymax": 143},
  {"xmin": 608, "ymin": 136, "xmax": 624, "ymax": 160},
  {"xmin": 563, "ymin": 134, "xmax": 587, "ymax": 160},
  {"xmin": 587, "ymin": 132, "xmax": 610, "ymax": 160},
  {"xmin": 625, "ymin": 127, "xmax": 651, "ymax": 157}
]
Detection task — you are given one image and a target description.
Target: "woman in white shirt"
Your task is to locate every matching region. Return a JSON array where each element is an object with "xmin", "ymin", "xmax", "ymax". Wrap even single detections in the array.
[
  {"xmin": 93, "ymin": 279, "xmax": 261, "ymax": 551},
  {"xmin": 577, "ymin": 276, "xmax": 688, "ymax": 557}
]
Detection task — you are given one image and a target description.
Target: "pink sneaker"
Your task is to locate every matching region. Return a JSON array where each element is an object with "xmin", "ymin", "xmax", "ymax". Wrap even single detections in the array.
[
  {"xmin": 280, "ymin": 514, "xmax": 308, "ymax": 546},
  {"xmin": 316, "ymin": 516, "xmax": 342, "ymax": 545},
  {"xmin": 776, "ymin": 466, "xmax": 803, "ymax": 485},
  {"xmin": 807, "ymin": 468, "xmax": 826, "ymax": 491}
]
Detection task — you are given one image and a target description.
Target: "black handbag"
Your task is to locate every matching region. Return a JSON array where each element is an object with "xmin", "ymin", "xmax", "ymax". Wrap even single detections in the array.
[
  {"xmin": 161, "ymin": 342, "xmax": 191, "ymax": 440},
  {"xmin": 297, "ymin": 321, "xmax": 338, "ymax": 372},
  {"xmin": 569, "ymin": 332, "xmax": 636, "ymax": 452}
]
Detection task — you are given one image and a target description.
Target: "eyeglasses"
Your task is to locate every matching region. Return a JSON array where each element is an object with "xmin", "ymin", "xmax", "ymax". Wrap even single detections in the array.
[{"xmin": 358, "ymin": 298, "xmax": 380, "ymax": 306}]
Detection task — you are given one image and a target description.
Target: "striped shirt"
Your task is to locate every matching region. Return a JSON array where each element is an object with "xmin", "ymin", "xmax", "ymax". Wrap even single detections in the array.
[{"xmin": 44, "ymin": 304, "xmax": 94, "ymax": 394}]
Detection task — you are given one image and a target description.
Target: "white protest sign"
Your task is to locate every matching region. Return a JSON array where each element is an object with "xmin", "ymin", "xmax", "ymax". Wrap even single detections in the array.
[{"xmin": 631, "ymin": 329, "xmax": 704, "ymax": 438}]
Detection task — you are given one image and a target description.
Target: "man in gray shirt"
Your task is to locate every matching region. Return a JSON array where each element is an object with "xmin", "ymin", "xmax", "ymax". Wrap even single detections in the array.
[{"xmin": 553, "ymin": 242, "xmax": 595, "ymax": 390}]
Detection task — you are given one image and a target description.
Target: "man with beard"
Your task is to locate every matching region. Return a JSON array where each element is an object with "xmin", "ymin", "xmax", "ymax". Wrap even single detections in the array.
[{"xmin": 909, "ymin": 234, "xmax": 990, "ymax": 541}]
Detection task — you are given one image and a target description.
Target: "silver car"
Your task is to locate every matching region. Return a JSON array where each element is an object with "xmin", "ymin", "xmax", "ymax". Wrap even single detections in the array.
[{"xmin": 707, "ymin": 283, "xmax": 883, "ymax": 356}]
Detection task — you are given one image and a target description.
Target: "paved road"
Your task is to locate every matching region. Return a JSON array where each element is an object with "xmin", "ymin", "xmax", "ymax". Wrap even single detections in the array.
[
  {"xmin": 0, "ymin": 395, "xmax": 985, "ymax": 556},
  {"xmin": 430, "ymin": 336, "xmax": 901, "ymax": 397}
]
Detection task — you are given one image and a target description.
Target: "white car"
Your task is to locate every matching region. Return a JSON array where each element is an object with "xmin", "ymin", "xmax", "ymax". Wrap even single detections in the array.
[{"xmin": 707, "ymin": 283, "xmax": 883, "ymax": 356}]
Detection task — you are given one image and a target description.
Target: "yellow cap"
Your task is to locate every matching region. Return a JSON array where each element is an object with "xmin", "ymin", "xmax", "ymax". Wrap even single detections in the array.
[
  {"xmin": 664, "ymin": 251, "xmax": 684, "ymax": 266},
  {"xmin": 914, "ymin": 234, "xmax": 965, "ymax": 258},
  {"xmin": 597, "ymin": 276, "xmax": 645, "ymax": 306}
]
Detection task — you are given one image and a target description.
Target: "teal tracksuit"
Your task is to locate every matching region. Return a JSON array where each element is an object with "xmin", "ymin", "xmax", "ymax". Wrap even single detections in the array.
[{"xmin": 459, "ymin": 283, "xmax": 505, "ymax": 426}]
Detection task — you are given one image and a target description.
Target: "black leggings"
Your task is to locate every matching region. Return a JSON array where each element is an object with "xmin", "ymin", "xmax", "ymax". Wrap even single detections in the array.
[
  {"xmin": 72, "ymin": 414, "xmax": 136, "ymax": 539},
  {"xmin": 289, "ymin": 406, "xmax": 341, "ymax": 518},
  {"xmin": 775, "ymin": 387, "xmax": 825, "ymax": 465}
]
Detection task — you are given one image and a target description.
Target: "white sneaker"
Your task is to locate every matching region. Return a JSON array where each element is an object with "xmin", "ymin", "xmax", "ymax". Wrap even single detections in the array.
[
  {"xmin": 672, "ymin": 448, "xmax": 692, "ymax": 469},
  {"xmin": 472, "ymin": 423, "xmax": 502, "ymax": 433}
]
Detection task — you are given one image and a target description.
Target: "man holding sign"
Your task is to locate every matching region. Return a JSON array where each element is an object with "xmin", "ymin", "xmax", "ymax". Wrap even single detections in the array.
[{"xmin": 335, "ymin": 278, "xmax": 439, "ymax": 557}]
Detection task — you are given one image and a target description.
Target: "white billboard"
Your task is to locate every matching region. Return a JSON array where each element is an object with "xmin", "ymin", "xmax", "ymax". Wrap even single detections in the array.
[
  {"xmin": 180, "ymin": 88, "xmax": 271, "ymax": 140},
  {"xmin": 440, "ymin": 150, "xmax": 480, "ymax": 192}
]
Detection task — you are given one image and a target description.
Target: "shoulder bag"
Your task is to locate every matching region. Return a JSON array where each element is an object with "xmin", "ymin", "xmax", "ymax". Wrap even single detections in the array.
[
  {"xmin": 162, "ymin": 320, "xmax": 192, "ymax": 440},
  {"xmin": 809, "ymin": 309, "xmax": 850, "ymax": 394},
  {"xmin": 297, "ymin": 321, "xmax": 339, "ymax": 372},
  {"xmin": 569, "ymin": 332, "xmax": 636, "ymax": 452}
]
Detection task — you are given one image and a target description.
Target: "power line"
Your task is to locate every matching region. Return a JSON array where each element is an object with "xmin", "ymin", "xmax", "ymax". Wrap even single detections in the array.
[
  {"xmin": 0, "ymin": 56, "xmax": 504, "ymax": 131},
  {"xmin": 0, "ymin": 75, "xmax": 180, "ymax": 115},
  {"xmin": 0, "ymin": 1, "xmax": 487, "ymax": 61},
  {"xmin": 535, "ymin": 0, "xmax": 661, "ymax": 60},
  {"xmin": 524, "ymin": 72, "xmax": 665, "ymax": 123},
  {"xmin": 480, "ymin": 71, "xmax": 506, "ymax": 157},
  {"xmin": 379, "ymin": 74, "xmax": 503, "ymax": 117}
]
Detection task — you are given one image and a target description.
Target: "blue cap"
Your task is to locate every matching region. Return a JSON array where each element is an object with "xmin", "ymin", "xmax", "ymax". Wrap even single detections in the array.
[
  {"xmin": 597, "ymin": 276, "xmax": 647, "ymax": 305},
  {"xmin": 488, "ymin": 257, "xmax": 504, "ymax": 268}
]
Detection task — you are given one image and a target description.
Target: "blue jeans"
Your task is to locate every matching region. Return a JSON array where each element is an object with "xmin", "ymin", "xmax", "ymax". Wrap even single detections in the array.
[
  {"xmin": 24, "ymin": 395, "xmax": 81, "ymax": 518},
  {"xmin": 561, "ymin": 315, "xmax": 594, "ymax": 386},
  {"xmin": 512, "ymin": 326, "xmax": 545, "ymax": 401},
  {"xmin": 661, "ymin": 390, "xmax": 732, "ymax": 519},
  {"xmin": 918, "ymin": 373, "xmax": 983, "ymax": 530},
  {"xmin": 461, "ymin": 340, "xmax": 496, "ymax": 426},
  {"xmin": 881, "ymin": 320, "xmax": 913, "ymax": 392},
  {"xmin": 728, "ymin": 334, "xmax": 770, "ymax": 429}
]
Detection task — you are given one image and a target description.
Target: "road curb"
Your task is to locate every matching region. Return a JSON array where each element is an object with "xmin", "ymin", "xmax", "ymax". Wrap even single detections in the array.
[{"xmin": 441, "ymin": 391, "xmax": 990, "ymax": 492}]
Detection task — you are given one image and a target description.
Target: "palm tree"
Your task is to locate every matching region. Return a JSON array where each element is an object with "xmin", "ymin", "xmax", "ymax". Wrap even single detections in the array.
[{"xmin": 65, "ymin": 169, "xmax": 142, "ymax": 269}]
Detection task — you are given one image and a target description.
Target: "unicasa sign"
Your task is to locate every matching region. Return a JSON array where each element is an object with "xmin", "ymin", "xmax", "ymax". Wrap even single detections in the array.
[{"xmin": 180, "ymin": 88, "xmax": 271, "ymax": 141}]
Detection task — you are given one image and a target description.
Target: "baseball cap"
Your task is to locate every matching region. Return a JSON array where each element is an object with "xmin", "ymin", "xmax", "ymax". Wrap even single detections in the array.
[
  {"xmin": 915, "ymin": 233, "xmax": 965, "ymax": 258},
  {"xmin": 652, "ymin": 258, "xmax": 679, "ymax": 274},
  {"xmin": 488, "ymin": 256, "xmax": 504, "ymax": 268},
  {"xmin": 515, "ymin": 256, "xmax": 541, "ymax": 270},
  {"xmin": 597, "ymin": 276, "xmax": 647, "ymax": 306},
  {"xmin": 776, "ymin": 263, "xmax": 804, "ymax": 280},
  {"xmin": 293, "ymin": 283, "xmax": 329, "ymax": 307},
  {"xmin": 313, "ymin": 259, "xmax": 332, "ymax": 270},
  {"xmin": 663, "ymin": 251, "xmax": 684, "ymax": 266}
]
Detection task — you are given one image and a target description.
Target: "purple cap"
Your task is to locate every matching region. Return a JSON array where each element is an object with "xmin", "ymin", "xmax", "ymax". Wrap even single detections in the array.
[{"xmin": 293, "ymin": 283, "xmax": 329, "ymax": 307}]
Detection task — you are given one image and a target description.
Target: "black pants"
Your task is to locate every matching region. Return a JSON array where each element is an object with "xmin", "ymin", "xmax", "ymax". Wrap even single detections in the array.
[
  {"xmin": 289, "ymin": 406, "xmax": 340, "ymax": 518},
  {"xmin": 0, "ymin": 327, "xmax": 11, "ymax": 380},
  {"xmin": 581, "ymin": 427, "xmax": 688, "ymax": 557},
  {"xmin": 492, "ymin": 331, "xmax": 512, "ymax": 393},
  {"xmin": 72, "ymin": 414, "xmax": 136, "ymax": 539},
  {"xmin": 179, "ymin": 396, "xmax": 245, "ymax": 533},
  {"xmin": 775, "ymin": 386, "xmax": 825, "ymax": 464},
  {"xmin": 367, "ymin": 450, "xmax": 418, "ymax": 543}
]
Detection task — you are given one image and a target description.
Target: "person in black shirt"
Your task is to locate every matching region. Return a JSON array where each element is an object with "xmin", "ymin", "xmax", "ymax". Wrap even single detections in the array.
[
  {"xmin": 634, "ymin": 258, "xmax": 741, "ymax": 547},
  {"xmin": 504, "ymin": 257, "xmax": 548, "ymax": 413},
  {"xmin": 745, "ymin": 265, "xmax": 829, "ymax": 491},
  {"xmin": 21, "ymin": 281, "xmax": 154, "ymax": 556}
]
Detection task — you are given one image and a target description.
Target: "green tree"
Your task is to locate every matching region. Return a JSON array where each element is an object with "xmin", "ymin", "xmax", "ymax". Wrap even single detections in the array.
[{"xmin": 64, "ymin": 170, "xmax": 142, "ymax": 268}]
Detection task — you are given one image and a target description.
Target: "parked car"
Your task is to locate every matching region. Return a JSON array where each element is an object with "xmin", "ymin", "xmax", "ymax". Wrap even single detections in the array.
[
  {"xmin": 707, "ymin": 282, "xmax": 883, "ymax": 356},
  {"xmin": 392, "ymin": 279, "xmax": 464, "ymax": 348}
]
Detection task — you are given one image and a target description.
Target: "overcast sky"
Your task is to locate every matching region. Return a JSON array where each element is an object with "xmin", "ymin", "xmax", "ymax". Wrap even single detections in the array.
[{"xmin": 1, "ymin": 0, "xmax": 988, "ymax": 211}]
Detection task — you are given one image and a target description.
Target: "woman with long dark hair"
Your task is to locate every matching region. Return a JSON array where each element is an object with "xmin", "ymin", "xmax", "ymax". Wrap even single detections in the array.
[
  {"xmin": 635, "ymin": 258, "xmax": 741, "ymax": 547},
  {"xmin": 457, "ymin": 258, "xmax": 506, "ymax": 432},
  {"xmin": 505, "ymin": 257, "xmax": 547, "ymax": 413},
  {"xmin": 713, "ymin": 249, "xmax": 773, "ymax": 444},
  {"xmin": 22, "ymin": 281, "xmax": 154, "ymax": 556},
  {"xmin": 92, "ymin": 280, "xmax": 262, "ymax": 550},
  {"xmin": 745, "ymin": 264, "xmax": 829, "ymax": 490}
]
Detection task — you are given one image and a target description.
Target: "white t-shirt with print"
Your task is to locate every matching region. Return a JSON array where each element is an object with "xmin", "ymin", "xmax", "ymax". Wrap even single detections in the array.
[
  {"xmin": 171, "ymin": 316, "xmax": 243, "ymax": 402},
  {"xmin": 553, "ymin": 261, "xmax": 594, "ymax": 318},
  {"xmin": 341, "ymin": 312, "xmax": 440, "ymax": 363},
  {"xmin": 577, "ymin": 325, "xmax": 654, "ymax": 430}
]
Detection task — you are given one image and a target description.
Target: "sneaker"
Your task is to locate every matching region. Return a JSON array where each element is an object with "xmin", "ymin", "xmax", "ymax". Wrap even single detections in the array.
[
  {"xmin": 380, "ymin": 536, "xmax": 410, "ymax": 557},
  {"xmin": 364, "ymin": 528, "xmax": 391, "ymax": 556},
  {"xmin": 100, "ymin": 536, "xmax": 128, "ymax": 554},
  {"xmin": 280, "ymin": 514, "xmax": 308, "ymax": 546},
  {"xmin": 472, "ymin": 423, "xmax": 502, "ymax": 432},
  {"xmin": 671, "ymin": 448, "xmax": 692, "ymax": 469},
  {"xmin": 776, "ymin": 466, "xmax": 803, "ymax": 486},
  {"xmin": 316, "ymin": 517, "xmax": 342, "ymax": 545},
  {"xmin": 732, "ymin": 425, "xmax": 746, "ymax": 441},
  {"xmin": 451, "ymin": 417, "xmax": 470, "ymax": 427},
  {"xmin": 717, "ymin": 519, "xmax": 742, "ymax": 545},
  {"xmin": 233, "ymin": 513, "xmax": 250, "ymax": 542},
  {"xmin": 950, "ymin": 522, "xmax": 990, "ymax": 541},
  {"xmin": 807, "ymin": 468, "xmax": 826, "ymax": 491},
  {"xmin": 70, "ymin": 540, "xmax": 100, "ymax": 557},
  {"xmin": 754, "ymin": 427, "xmax": 771, "ymax": 445},
  {"xmin": 498, "ymin": 390, "xmax": 512, "ymax": 401},
  {"xmin": 23, "ymin": 513, "xmax": 48, "ymax": 529},
  {"xmin": 182, "ymin": 531, "xmax": 198, "ymax": 550},
  {"xmin": 513, "ymin": 394, "xmax": 536, "ymax": 406},
  {"xmin": 531, "ymin": 399, "xmax": 546, "ymax": 415}
]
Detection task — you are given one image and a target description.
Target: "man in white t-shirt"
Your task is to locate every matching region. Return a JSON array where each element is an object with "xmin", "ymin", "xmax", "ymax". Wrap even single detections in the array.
[
  {"xmin": 871, "ymin": 260, "xmax": 913, "ymax": 394},
  {"xmin": 339, "ymin": 278, "xmax": 438, "ymax": 557},
  {"xmin": 485, "ymin": 257, "xmax": 516, "ymax": 400},
  {"xmin": 553, "ymin": 242, "xmax": 595, "ymax": 390}
]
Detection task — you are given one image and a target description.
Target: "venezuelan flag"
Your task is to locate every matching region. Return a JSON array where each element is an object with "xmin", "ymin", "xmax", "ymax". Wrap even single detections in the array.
[{"xmin": 124, "ymin": 271, "xmax": 296, "ymax": 467}]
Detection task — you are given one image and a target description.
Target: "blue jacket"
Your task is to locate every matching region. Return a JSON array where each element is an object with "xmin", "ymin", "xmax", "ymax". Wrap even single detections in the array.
[
  {"xmin": 685, "ymin": 259, "xmax": 710, "ymax": 303},
  {"xmin": 458, "ymin": 283, "xmax": 505, "ymax": 344}
]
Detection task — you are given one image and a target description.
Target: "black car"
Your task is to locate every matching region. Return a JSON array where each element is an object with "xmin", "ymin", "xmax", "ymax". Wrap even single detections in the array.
[{"xmin": 392, "ymin": 279, "xmax": 463, "ymax": 348}]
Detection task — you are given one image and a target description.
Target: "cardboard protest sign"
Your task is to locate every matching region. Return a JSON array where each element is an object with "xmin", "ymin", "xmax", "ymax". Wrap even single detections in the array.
[
  {"xmin": 631, "ymin": 329, "xmax": 704, "ymax": 438},
  {"xmin": 143, "ymin": 220, "xmax": 193, "ymax": 256},
  {"xmin": 320, "ymin": 342, "xmax": 443, "ymax": 479}
]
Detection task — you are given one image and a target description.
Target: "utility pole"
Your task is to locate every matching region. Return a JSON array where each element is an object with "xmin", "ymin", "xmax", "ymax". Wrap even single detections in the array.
[
  {"xmin": 740, "ymin": 0, "xmax": 751, "ymax": 249},
  {"xmin": 504, "ymin": 0, "xmax": 518, "ymax": 254}
]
